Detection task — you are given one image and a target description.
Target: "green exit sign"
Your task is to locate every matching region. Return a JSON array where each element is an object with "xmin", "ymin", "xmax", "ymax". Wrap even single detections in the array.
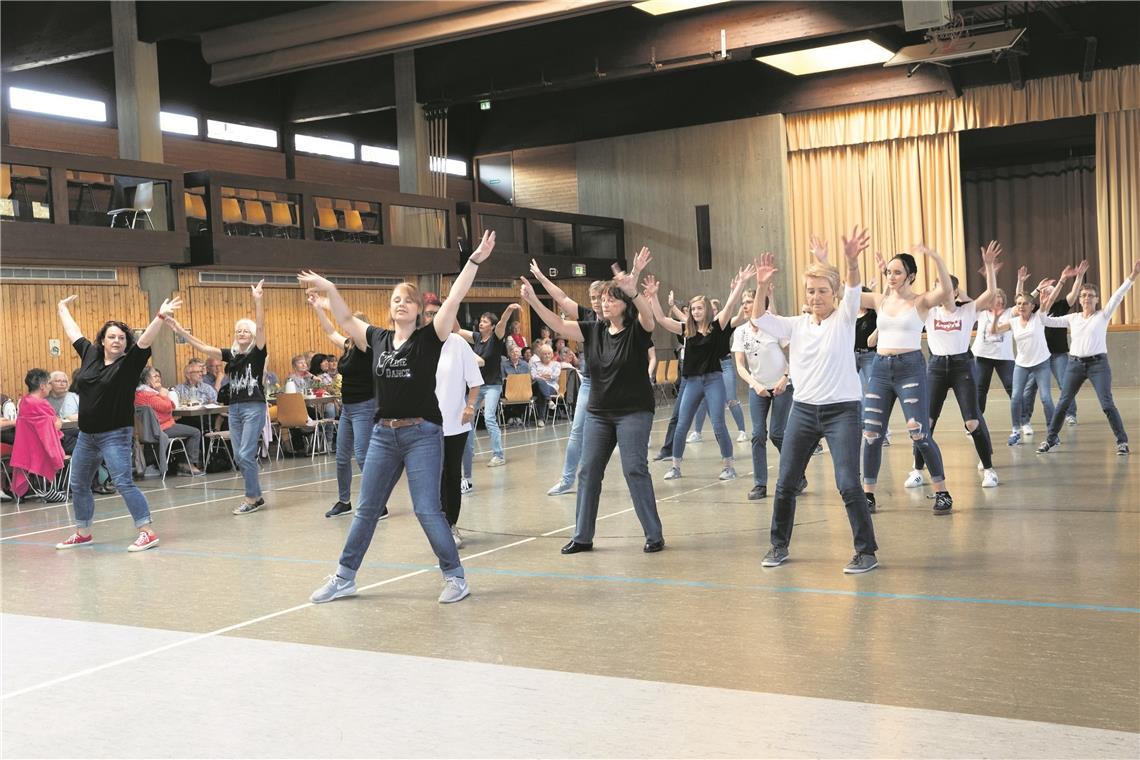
[
  {"xmin": 479, "ymin": 100, "xmax": 491, "ymax": 111},
  {"xmin": 573, "ymin": 263, "xmax": 586, "ymax": 277}
]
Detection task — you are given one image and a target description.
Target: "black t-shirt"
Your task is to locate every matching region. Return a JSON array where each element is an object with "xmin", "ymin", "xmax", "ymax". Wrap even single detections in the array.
[
  {"xmin": 681, "ymin": 321, "xmax": 731, "ymax": 377},
  {"xmin": 1044, "ymin": 300, "xmax": 1071, "ymax": 354},
  {"xmin": 855, "ymin": 309, "xmax": 877, "ymax": 352},
  {"xmin": 338, "ymin": 341, "xmax": 375, "ymax": 405},
  {"xmin": 582, "ymin": 320, "xmax": 655, "ymax": 415},
  {"xmin": 576, "ymin": 305, "xmax": 597, "ymax": 378},
  {"xmin": 72, "ymin": 337, "xmax": 152, "ymax": 434},
  {"xmin": 221, "ymin": 344, "xmax": 268, "ymax": 404},
  {"xmin": 367, "ymin": 324, "xmax": 444, "ymax": 424},
  {"xmin": 472, "ymin": 330, "xmax": 506, "ymax": 385}
]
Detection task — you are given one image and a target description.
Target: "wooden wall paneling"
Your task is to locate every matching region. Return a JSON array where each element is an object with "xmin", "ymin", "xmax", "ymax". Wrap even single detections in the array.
[
  {"xmin": 512, "ymin": 144, "xmax": 579, "ymax": 213},
  {"xmin": 164, "ymin": 135, "xmax": 286, "ymax": 177},
  {"xmin": 0, "ymin": 267, "xmax": 148, "ymax": 394},
  {"xmin": 7, "ymin": 114, "xmax": 117, "ymax": 157}
]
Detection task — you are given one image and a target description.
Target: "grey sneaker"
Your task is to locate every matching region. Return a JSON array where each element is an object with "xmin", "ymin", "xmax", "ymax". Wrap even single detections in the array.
[
  {"xmin": 761, "ymin": 545, "xmax": 789, "ymax": 567},
  {"xmin": 686, "ymin": 431, "xmax": 703, "ymax": 443},
  {"xmin": 718, "ymin": 466, "xmax": 737, "ymax": 481},
  {"xmin": 1117, "ymin": 443, "xmax": 1130, "ymax": 456},
  {"xmin": 487, "ymin": 456, "xmax": 505, "ymax": 467},
  {"xmin": 843, "ymin": 552, "xmax": 879, "ymax": 574},
  {"xmin": 1066, "ymin": 415, "xmax": 1077, "ymax": 426},
  {"xmin": 310, "ymin": 574, "xmax": 356, "ymax": 603},
  {"xmin": 1037, "ymin": 436, "xmax": 1060, "ymax": 454},
  {"xmin": 663, "ymin": 466, "xmax": 682, "ymax": 480},
  {"xmin": 438, "ymin": 576, "xmax": 470, "ymax": 604},
  {"xmin": 547, "ymin": 480, "xmax": 574, "ymax": 496}
]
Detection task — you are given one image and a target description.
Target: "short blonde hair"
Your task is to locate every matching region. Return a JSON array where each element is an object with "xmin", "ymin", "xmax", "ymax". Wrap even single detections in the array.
[{"xmin": 803, "ymin": 263, "xmax": 841, "ymax": 295}]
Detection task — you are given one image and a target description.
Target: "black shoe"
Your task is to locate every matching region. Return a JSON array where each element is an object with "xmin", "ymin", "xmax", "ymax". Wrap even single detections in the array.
[
  {"xmin": 643, "ymin": 538, "xmax": 665, "ymax": 553},
  {"xmin": 651, "ymin": 450, "xmax": 669, "ymax": 462},
  {"xmin": 378, "ymin": 506, "xmax": 390, "ymax": 521},
  {"xmin": 933, "ymin": 491, "xmax": 953, "ymax": 515},
  {"xmin": 795, "ymin": 477, "xmax": 808, "ymax": 495},
  {"xmin": 561, "ymin": 540, "xmax": 593, "ymax": 554},
  {"xmin": 865, "ymin": 492, "xmax": 877, "ymax": 513},
  {"xmin": 748, "ymin": 485, "xmax": 768, "ymax": 500},
  {"xmin": 325, "ymin": 501, "xmax": 352, "ymax": 518}
]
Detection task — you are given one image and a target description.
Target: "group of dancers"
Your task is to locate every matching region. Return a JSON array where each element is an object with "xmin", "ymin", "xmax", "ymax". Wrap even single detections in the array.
[{"xmin": 49, "ymin": 225, "xmax": 1136, "ymax": 591}]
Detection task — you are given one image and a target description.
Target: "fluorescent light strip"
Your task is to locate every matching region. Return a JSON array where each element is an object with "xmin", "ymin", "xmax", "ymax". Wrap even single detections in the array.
[
  {"xmin": 756, "ymin": 39, "xmax": 894, "ymax": 76},
  {"xmin": 9, "ymin": 86, "xmax": 107, "ymax": 122},
  {"xmin": 633, "ymin": 0, "xmax": 729, "ymax": 16}
]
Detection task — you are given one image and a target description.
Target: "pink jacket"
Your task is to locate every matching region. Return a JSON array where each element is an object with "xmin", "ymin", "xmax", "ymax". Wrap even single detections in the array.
[{"xmin": 9, "ymin": 395, "xmax": 65, "ymax": 497}]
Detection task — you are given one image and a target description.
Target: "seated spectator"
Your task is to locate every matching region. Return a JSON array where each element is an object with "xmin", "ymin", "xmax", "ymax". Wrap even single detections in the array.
[
  {"xmin": 306, "ymin": 353, "xmax": 337, "ymax": 447},
  {"xmin": 134, "ymin": 367, "xmax": 202, "ymax": 475},
  {"xmin": 507, "ymin": 320, "xmax": 527, "ymax": 350},
  {"xmin": 204, "ymin": 356, "xmax": 227, "ymax": 391},
  {"xmin": 558, "ymin": 345, "xmax": 579, "ymax": 370},
  {"xmin": 46, "ymin": 371, "xmax": 80, "ymax": 454},
  {"xmin": 531, "ymin": 344, "xmax": 562, "ymax": 410},
  {"xmin": 501, "ymin": 342, "xmax": 532, "ymax": 427},
  {"xmin": 522, "ymin": 346, "xmax": 533, "ymax": 364},
  {"xmin": 263, "ymin": 370, "xmax": 281, "ymax": 397},
  {"xmin": 528, "ymin": 340, "xmax": 545, "ymax": 368},
  {"xmin": 9, "ymin": 369, "xmax": 66, "ymax": 503},
  {"xmin": 286, "ymin": 354, "xmax": 313, "ymax": 393},
  {"xmin": 174, "ymin": 359, "xmax": 218, "ymax": 406},
  {"xmin": 1, "ymin": 391, "xmax": 19, "ymax": 500}
]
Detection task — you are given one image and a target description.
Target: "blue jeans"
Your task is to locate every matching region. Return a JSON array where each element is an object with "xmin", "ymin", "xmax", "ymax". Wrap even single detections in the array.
[
  {"xmin": 862, "ymin": 351, "xmax": 945, "ymax": 486},
  {"xmin": 228, "ymin": 402, "xmax": 266, "ymax": 499},
  {"xmin": 336, "ymin": 420, "xmax": 462, "ymax": 580},
  {"xmin": 748, "ymin": 385, "xmax": 793, "ymax": 488},
  {"xmin": 856, "ymin": 351, "xmax": 876, "ymax": 417},
  {"xmin": 694, "ymin": 356, "xmax": 746, "ymax": 433},
  {"xmin": 672, "ymin": 373, "xmax": 733, "ymax": 460},
  {"xmin": 336, "ymin": 399, "xmax": 376, "ymax": 504},
  {"xmin": 69, "ymin": 427, "xmax": 152, "ymax": 529},
  {"xmin": 974, "ymin": 357, "xmax": 1016, "ymax": 423},
  {"xmin": 558, "ymin": 378, "xmax": 591, "ymax": 486},
  {"xmin": 1024, "ymin": 352, "xmax": 1076, "ymax": 422},
  {"xmin": 464, "ymin": 383, "xmax": 504, "ymax": 474},
  {"xmin": 656, "ymin": 376, "xmax": 688, "ymax": 458},
  {"xmin": 771, "ymin": 401, "xmax": 876, "ymax": 554},
  {"xmin": 1011, "ymin": 360, "xmax": 1055, "ymax": 432},
  {"xmin": 573, "ymin": 411, "xmax": 663, "ymax": 544},
  {"xmin": 1047, "ymin": 355, "xmax": 1128, "ymax": 443},
  {"xmin": 916, "ymin": 352, "xmax": 993, "ymax": 471}
]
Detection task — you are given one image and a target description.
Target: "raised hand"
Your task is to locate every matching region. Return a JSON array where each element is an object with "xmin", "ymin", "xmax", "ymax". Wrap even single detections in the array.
[
  {"xmin": 506, "ymin": 303, "xmax": 521, "ymax": 315},
  {"xmin": 913, "ymin": 242, "xmax": 941, "ymax": 260},
  {"xmin": 469, "ymin": 229, "xmax": 496, "ymax": 264},
  {"xmin": 251, "ymin": 278, "xmax": 265, "ymax": 300},
  {"xmin": 519, "ymin": 277, "xmax": 537, "ymax": 303},
  {"xmin": 842, "ymin": 226, "xmax": 871, "ymax": 262},
  {"xmin": 306, "ymin": 289, "xmax": 331, "ymax": 311},
  {"xmin": 58, "ymin": 295, "xmax": 78, "ymax": 309},
  {"xmin": 978, "ymin": 262, "xmax": 1005, "ymax": 276},
  {"xmin": 874, "ymin": 251, "xmax": 887, "ymax": 273},
  {"xmin": 610, "ymin": 262, "xmax": 638, "ymax": 297},
  {"xmin": 528, "ymin": 258, "xmax": 545, "ymax": 280},
  {"xmin": 1017, "ymin": 266, "xmax": 1030, "ymax": 283},
  {"xmin": 298, "ymin": 270, "xmax": 335, "ymax": 292},
  {"xmin": 1077, "ymin": 260, "xmax": 1090, "ymax": 276},
  {"xmin": 158, "ymin": 296, "xmax": 182, "ymax": 318},
  {"xmin": 632, "ymin": 246, "xmax": 652, "ymax": 275},
  {"xmin": 755, "ymin": 252, "xmax": 779, "ymax": 285},
  {"xmin": 737, "ymin": 262, "xmax": 758, "ymax": 285},
  {"xmin": 641, "ymin": 274, "xmax": 660, "ymax": 298},
  {"xmin": 808, "ymin": 234, "xmax": 828, "ymax": 265},
  {"xmin": 1060, "ymin": 265, "xmax": 1079, "ymax": 280},
  {"xmin": 1131, "ymin": 260, "xmax": 1140, "ymax": 279},
  {"xmin": 1036, "ymin": 278, "xmax": 1056, "ymax": 293},
  {"xmin": 667, "ymin": 290, "xmax": 675, "ymax": 308},
  {"xmin": 981, "ymin": 240, "xmax": 1002, "ymax": 265}
]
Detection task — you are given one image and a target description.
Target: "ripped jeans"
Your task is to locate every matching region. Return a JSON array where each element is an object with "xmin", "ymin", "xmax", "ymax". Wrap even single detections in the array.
[{"xmin": 861, "ymin": 351, "xmax": 945, "ymax": 487}]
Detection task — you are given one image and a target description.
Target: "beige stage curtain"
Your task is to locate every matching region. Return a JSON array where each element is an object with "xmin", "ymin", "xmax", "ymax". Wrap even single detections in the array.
[
  {"xmin": 786, "ymin": 64, "xmax": 1140, "ymax": 151},
  {"xmin": 785, "ymin": 132, "xmax": 965, "ymax": 300},
  {"xmin": 1096, "ymin": 108, "xmax": 1140, "ymax": 325}
]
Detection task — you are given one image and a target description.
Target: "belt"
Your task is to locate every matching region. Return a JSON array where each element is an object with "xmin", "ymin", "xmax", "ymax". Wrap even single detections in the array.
[
  {"xmin": 1072, "ymin": 353, "xmax": 1107, "ymax": 363},
  {"xmin": 854, "ymin": 348, "xmax": 874, "ymax": 354},
  {"xmin": 377, "ymin": 417, "xmax": 425, "ymax": 429}
]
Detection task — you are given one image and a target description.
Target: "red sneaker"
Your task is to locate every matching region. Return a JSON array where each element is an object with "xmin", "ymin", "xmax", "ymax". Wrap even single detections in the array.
[
  {"xmin": 127, "ymin": 531, "xmax": 160, "ymax": 552},
  {"xmin": 56, "ymin": 533, "xmax": 93, "ymax": 550}
]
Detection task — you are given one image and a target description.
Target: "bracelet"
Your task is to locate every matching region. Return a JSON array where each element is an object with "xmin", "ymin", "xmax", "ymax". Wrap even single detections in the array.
[{"xmin": 156, "ymin": 311, "xmax": 167, "ymax": 321}]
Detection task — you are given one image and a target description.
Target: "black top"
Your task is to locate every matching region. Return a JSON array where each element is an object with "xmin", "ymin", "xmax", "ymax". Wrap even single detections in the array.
[
  {"xmin": 221, "ymin": 344, "xmax": 268, "ymax": 404},
  {"xmin": 72, "ymin": 337, "xmax": 152, "ymax": 434},
  {"xmin": 1044, "ymin": 300, "xmax": 1071, "ymax": 354},
  {"xmin": 576, "ymin": 304, "xmax": 597, "ymax": 379},
  {"xmin": 680, "ymin": 321, "xmax": 731, "ymax": 377},
  {"xmin": 338, "ymin": 341, "xmax": 375, "ymax": 405},
  {"xmin": 582, "ymin": 320, "xmax": 655, "ymax": 414},
  {"xmin": 855, "ymin": 309, "xmax": 877, "ymax": 352},
  {"xmin": 367, "ymin": 324, "xmax": 444, "ymax": 424},
  {"xmin": 472, "ymin": 330, "xmax": 507, "ymax": 385}
]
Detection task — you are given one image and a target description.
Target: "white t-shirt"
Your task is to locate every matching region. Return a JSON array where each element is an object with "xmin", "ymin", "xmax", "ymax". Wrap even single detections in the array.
[
  {"xmin": 731, "ymin": 324, "xmax": 788, "ymax": 387},
  {"xmin": 1010, "ymin": 312, "xmax": 1051, "ymax": 367},
  {"xmin": 1041, "ymin": 279, "xmax": 1133, "ymax": 358},
  {"xmin": 926, "ymin": 301, "xmax": 977, "ymax": 356},
  {"xmin": 435, "ymin": 333, "xmax": 483, "ymax": 437},
  {"xmin": 972, "ymin": 308, "xmax": 1015, "ymax": 361},
  {"xmin": 752, "ymin": 284, "xmax": 863, "ymax": 405}
]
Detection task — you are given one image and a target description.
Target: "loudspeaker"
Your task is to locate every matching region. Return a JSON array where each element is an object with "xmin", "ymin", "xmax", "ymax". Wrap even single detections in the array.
[
  {"xmin": 695, "ymin": 205, "xmax": 711, "ymax": 271},
  {"xmin": 902, "ymin": 0, "xmax": 951, "ymax": 31}
]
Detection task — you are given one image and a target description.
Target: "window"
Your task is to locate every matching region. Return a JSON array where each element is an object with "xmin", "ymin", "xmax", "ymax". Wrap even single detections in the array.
[
  {"xmin": 431, "ymin": 156, "xmax": 468, "ymax": 177},
  {"xmin": 361, "ymin": 145, "xmax": 399, "ymax": 166},
  {"xmin": 206, "ymin": 119, "xmax": 278, "ymax": 148},
  {"xmin": 8, "ymin": 86, "xmax": 107, "ymax": 122},
  {"xmin": 295, "ymin": 134, "xmax": 355, "ymax": 159},
  {"xmin": 160, "ymin": 111, "xmax": 199, "ymax": 136}
]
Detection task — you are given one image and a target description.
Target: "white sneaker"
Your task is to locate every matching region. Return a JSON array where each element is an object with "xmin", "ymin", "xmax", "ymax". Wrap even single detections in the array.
[
  {"xmin": 718, "ymin": 466, "xmax": 737, "ymax": 481},
  {"xmin": 977, "ymin": 461, "xmax": 984, "ymax": 471},
  {"xmin": 451, "ymin": 525, "xmax": 464, "ymax": 549},
  {"xmin": 686, "ymin": 431, "xmax": 702, "ymax": 443},
  {"xmin": 982, "ymin": 469, "xmax": 999, "ymax": 488},
  {"xmin": 537, "ymin": 419, "xmax": 545, "ymax": 428},
  {"xmin": 736, "ymin": 430, "xmax": 748, "ymax": 442},
  {"xmin": 1022, "ymin": 423, "xmax": 1034, "ymax": 437},
  {"xmin": 438, "ymin": 576, "xmax": 470, "ymax": 604},
  {"xmin": 487, "ymin": 456, "xmax": 505, "ymax": 467},
  {"xmin": 904, "ymin": 469, "xmax": 924, "ymax": 488},
  {"xmin": 0, "ymin": 490, "xmax": 10, "ymax": 502},
  {"xmin": 459, "ymin": 478, "xmax": 472, "ymax": 494},
  {"xmin": 310, "ymin": 574, "xmax": 356, "ymax": 603},
  {"xmin": 1066, "ymin": 415, "xmax": 1077, "ymax": 426},
  {"xmin": 663, "ymin": 466, "xmax": 682, "ymax": 480}
]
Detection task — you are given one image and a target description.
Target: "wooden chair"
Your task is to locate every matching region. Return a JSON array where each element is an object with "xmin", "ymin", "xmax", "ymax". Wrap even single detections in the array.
[
  {"xmin": 184, "ymin": 192, "xmax": 208, "ymax": 233},
  {"xmin": 267, "ymin": 201, "xmax": 296, "ymax": 238},
  {"xmin": 274, "ymin": 393, "xmax": 333, "ymax": 458},
  {"xmin": 341, "ymin": 209, "xmax": 379, "ymax": 243},
  {"xmin": 545, "ymin": 367, "xmax": 573, "ymax": 423},
  {"xmin": 664, "ymin": 359, "xmax": 679, "ymax": 398},
  {"xmin": 221, "ymin": 197, "xmax": 244, "ymax": 235},
  {"xmin": 501, "ymin": 373, "xmax": 537, "ymax": 427},
  {"xmin": 654, "ymin": 359, "xmax": 671, "ymax": 403}
]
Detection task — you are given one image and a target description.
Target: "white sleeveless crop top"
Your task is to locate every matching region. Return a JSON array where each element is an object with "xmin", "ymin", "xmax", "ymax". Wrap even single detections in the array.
[{"xmin": 876, "ymin": 303, "xmax": 924, "ymax": 351}]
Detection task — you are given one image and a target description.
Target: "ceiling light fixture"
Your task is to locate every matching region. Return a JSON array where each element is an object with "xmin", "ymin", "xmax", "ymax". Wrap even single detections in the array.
[
  {"xmin": 633, "ymin": 0, "xmax": 730, "ymax": 16},
  {"xmin": 755, "ymin": 38, "xmax": 894, "ymax": 76}
]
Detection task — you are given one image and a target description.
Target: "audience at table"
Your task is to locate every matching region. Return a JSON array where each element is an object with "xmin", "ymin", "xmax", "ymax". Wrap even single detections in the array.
[
  {"xmin": 174, "ymin": 358, "xmax": 219, "ymax": 405},
  {"xmin": 9, "ymin": 369, "xmax": 67, "ymax": 503},
  {"xmin": 134, "ymin": 367, "xmax": 203, "ymax": 474}
]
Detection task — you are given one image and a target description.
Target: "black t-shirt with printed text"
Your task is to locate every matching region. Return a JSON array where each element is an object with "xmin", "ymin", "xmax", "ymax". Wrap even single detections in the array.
[
  {"xmin": 338, "ymin": 341, "xmax": 375, "ymax": 405},
  {"xmin": 681, "ymin": 321, "xmax": 731, "ymax": 377},
  {"xmin": 471, "ymin": 330, "xmax": 507, "ymax": 385},
  {"xmin": 73, "ymin": 337, "xmax": 152, "ymax": 434},
  {"xmin": 221, "ymin": 344, "xmax": 268, "ymax": 404},
  {"xmin": 367, "ymin": 324, "xmax": 444, "ymax": 424},
  {"xmin": 581, "ymin": 320, "xmax": 655, "ymax": 415}
]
